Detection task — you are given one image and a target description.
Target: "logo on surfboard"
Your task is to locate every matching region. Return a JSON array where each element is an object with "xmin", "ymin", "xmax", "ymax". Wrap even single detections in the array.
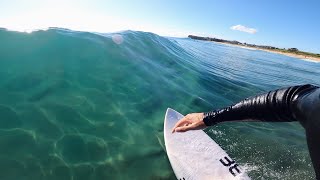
[{"xmin": 219, "ymin": 156, "xmax": 241, "ymax": 176}]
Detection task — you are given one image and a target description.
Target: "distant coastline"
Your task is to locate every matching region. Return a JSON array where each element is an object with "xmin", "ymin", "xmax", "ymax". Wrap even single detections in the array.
[{"xmin": 188, "ymin": 35, "xmax": 320, "ymax": 62}]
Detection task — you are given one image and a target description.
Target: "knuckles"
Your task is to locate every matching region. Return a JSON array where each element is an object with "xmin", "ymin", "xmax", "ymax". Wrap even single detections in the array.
[{"xmin": 185, "ymin": 114, "xmax": 192, "ymax": 118}]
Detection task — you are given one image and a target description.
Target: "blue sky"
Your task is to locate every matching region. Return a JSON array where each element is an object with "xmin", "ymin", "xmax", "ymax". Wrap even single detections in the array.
[{"xmin": 0, "ymin": 0, "xmax": 319, "ymax": 53}]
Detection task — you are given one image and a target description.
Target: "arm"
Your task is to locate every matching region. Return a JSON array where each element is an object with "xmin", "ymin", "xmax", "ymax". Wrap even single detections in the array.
[
  {"xmin": 293, "ymin": 87, "xmax": 320, "ymax": 179},
  {"xmin": 172, "ymin": 84, "xmax": 318, "ymax": 133},
  {"xmin": 203, "ymin": 84, "xmax": 318, "ymax": 126},
  {"xmin": 203, "ymin": 84, "xmax": 320, "ymax": 179},
  {"xmin": 172, "ymin": 84, "xmax": 320, "ymax": 179}
]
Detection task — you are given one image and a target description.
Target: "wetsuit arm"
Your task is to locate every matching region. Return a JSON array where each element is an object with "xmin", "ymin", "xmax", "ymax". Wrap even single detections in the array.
[
  {"xmin": 203, "ymin": 84, "xmax": 318, "ymax": 126},
  {"xmin": 294, "ymin": 87, "xmax": 320, "ymax": 179},
  {"xmin": 203, "ymin": 84, "xmax": 320, "ymax": 179}
]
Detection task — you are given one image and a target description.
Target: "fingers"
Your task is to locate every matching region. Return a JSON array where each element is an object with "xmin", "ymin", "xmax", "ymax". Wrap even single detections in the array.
[
  {"xmin": 171, "ymin": 113, "xmax": 205, "ymax": 133},
  {"xmin": 174, "ymin": 123, "xmax": 197, "ymax": 132},
  {"xmin": 172, "ymin": 116, "xmax": 189, "ymax": 133}
]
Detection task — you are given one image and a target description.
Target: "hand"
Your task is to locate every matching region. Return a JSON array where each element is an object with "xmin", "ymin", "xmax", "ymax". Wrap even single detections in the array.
[{"xmin": 172, "ymin": 113, "xmax": 206, "ymax": 133}]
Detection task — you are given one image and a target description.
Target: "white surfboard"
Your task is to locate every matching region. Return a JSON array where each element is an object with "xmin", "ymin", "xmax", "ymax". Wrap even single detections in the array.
[{"xmin": 164, "ymin": 108, "xmax": 250, "ymax": 180}]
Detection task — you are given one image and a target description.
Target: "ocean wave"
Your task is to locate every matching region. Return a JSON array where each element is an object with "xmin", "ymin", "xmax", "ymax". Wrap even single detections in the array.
[{"xmin": 0, "ymin": 28, "xmax": 318, "ymax": 179}]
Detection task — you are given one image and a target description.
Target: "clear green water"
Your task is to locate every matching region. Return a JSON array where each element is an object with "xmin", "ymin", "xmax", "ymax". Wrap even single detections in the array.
[{"xmin": 0, "ymin": 28, "xmax": 319, "ymax": 179}]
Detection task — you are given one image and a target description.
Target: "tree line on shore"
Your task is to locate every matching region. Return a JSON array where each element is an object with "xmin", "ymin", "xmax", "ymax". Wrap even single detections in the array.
[{"xmin": 188, "ymin": 35, "xmax": 320, "ymax": 58}]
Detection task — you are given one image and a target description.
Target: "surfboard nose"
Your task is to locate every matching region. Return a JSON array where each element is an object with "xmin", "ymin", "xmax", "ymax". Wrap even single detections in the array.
[
  {"xmin": 164, "ymin": 108, "xmax": 251, "ymax": 180},
  {"xmin": 166, "ymin": 108, "xmax": 179, "ymax": 116}
]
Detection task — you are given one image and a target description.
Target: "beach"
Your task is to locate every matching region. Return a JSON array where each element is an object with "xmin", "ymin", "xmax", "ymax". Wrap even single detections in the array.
[
  {"xmin": 257, "ymin": 48, "xmax": 320, "ymax": 62},
  {"xmin": 218, "ymin": 42, "xmax": 320, "ymax": 62}
]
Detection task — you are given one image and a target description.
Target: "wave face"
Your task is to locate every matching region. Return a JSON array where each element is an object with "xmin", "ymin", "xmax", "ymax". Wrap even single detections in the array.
[{"xmin": 0, "ymin": 28, "xmax": 319, "ymax": 179}]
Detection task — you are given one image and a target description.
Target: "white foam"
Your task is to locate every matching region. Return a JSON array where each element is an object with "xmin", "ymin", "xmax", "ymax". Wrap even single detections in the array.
[{"xmin": 300, "ymin": 58, "xmax": 320, "ymax": 63}]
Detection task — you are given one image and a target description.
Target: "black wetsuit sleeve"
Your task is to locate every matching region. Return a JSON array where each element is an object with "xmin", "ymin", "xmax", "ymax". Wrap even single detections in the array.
[
  {"xmin": 203, "ymin": 84, "xmax": 319, "ymax": 126},
  {"xmin": 203, "ymin": 84, "xmax": 320, "ymax": 179}
]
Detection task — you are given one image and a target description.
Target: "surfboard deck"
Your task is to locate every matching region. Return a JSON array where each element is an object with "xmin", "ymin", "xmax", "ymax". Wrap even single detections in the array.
[{"xmin": 164, "ymin": 108, "xmax": 250, "ymax": 180}]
